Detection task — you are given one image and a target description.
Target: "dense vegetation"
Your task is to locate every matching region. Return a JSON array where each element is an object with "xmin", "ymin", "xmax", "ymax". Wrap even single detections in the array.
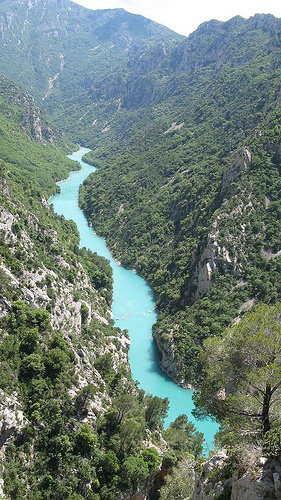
[
  {"xmin": 194, "ymin": 303, "xmax": 281, "ymax": 437},
  {"xmin": 190, "ymin": 303, "xmax": 281, "ymax": 497},
  {"xmin": 0, "ymin": 74, "xmax": 112, "ymax": 304},
  {"xmin": 1, "ymin": 3, "xmax": 280, "ymax": 383},
  {"xmin": 79, "ymin": 16, "xmax": 281, "ymax": 382},
  {"xmin": 1, "ymin": 300, "xmax": 204, "ymax": 499}
]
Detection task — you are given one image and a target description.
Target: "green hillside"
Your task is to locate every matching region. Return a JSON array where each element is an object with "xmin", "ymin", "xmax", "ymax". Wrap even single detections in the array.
[
  {"xmin": 79, "ymin": 14, "xmax": 281, "ymax": 383},
  {"xmin": 0, "ymin": 0, "xmax": 182, "ymax": 144}
]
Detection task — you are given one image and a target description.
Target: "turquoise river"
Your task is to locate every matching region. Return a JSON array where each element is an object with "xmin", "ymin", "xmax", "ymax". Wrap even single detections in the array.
[{"xmin": 49, "ymin": 147, "xmax": 219, "ymax": 452}]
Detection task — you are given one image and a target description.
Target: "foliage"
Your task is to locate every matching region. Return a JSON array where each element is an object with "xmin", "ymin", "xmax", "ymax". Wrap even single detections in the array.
[
  {"xmin": 263, "ymin": 427, "xmax": 281, "ymax": 457},
  {"xmin": 159, "ymin": 456, "xmax": 195, "ymax": 500},
  {"xmin": 164, "ymin": 414, "xmax": 204, "ymax": 458},
  {"xmin": 193, "ymin": 303, "xmax": 281, "ymax": 439},
  {"xmin": 145, "ymin": 395, "xmax": 169, "ymax": 430},
  {"xmin": 78, "ymin": 247, "xmax": 113, "ymax": 305},
  {"xmin": 0, "ymin": 298, "xmax": 199, "ymax": 499},
  {"xmin": 121, "ymin": 455, "xmax": 149, "ymax": 490}
]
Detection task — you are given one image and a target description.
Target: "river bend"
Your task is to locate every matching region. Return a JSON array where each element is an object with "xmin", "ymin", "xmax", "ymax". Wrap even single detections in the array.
[{"xmin": 49, "ymin": 147, "xmax": 218, "ymax": 452}]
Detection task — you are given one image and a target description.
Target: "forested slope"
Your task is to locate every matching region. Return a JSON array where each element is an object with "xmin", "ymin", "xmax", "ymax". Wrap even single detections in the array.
[
  {"xmin": 79, "ymin": 15, "xmax": 281, "ymax": 383},
  {"xmin": 0, "ymin": 0, "xmax": 182, "ymax": 144}
]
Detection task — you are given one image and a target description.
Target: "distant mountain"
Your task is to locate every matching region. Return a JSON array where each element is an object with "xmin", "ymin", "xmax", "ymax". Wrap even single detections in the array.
[{"xmin": 0, "ymin": 0, "xmax": 182, "ymax": 142}]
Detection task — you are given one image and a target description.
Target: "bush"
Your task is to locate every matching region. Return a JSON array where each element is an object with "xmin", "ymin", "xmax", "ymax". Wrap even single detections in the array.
[
  {"xmin": 19, "ymin": 353, "xmax": 44, "ymax": 379},
  {"xmin": 263, "ymin": 427, "xmax": 281, "ymax": 457}
]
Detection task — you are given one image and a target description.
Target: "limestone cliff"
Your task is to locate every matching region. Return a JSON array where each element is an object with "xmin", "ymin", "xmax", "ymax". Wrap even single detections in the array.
[
  {"xmin": 193, "ymin": 451, "xmax": 281, "ymax": 500},
  {"xmin": 192, "ymin": 147, "xmax": 252, "ymax": 302},
  {"xmin": 0, "ymin": 162, "xmax": 130, "ymax": 492},
  {"xmin": 0, "ymin": 74, "xmax": 68, "ymax": 146},
  {"xmin": 221, "ymin": 147, "xmax": 252, "ymax": 192},
  {"xmin": 153, "ymin": 328, "xmax": 187, "ymax": 387},
  {"xmin": 0, "ymin": 391, "xmax": 26, "ymax": 448}
]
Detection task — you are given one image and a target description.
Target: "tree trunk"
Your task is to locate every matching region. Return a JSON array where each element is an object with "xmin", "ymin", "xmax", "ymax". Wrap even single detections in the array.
[{"xmin": 262, "ymin": 384, "xmax": 271, "ymax": 434}]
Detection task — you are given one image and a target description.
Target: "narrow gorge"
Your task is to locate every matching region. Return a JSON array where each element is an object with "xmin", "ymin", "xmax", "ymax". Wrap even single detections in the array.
[
  {"xmin": 0, "ymin": 1, "xmax": 280, "ymax": 498},
  {"xmin": 49, "ymin": 148, "xmax": 218, "ymax": 450}
]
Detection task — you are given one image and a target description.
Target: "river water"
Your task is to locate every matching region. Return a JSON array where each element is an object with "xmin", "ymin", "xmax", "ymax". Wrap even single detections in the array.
[{"xmin": 49, "ymin": 147, "xmax": 219, "ymax": 452}]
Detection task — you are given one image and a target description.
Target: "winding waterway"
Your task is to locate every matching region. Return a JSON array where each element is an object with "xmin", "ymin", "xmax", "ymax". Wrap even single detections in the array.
[{"xmin": 49, "ymin": 147, "xmax": 219, "ymax": 452}]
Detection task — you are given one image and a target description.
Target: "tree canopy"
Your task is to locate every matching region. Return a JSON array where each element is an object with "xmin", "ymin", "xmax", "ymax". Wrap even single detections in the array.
[{"xmin": 193, "ymin": 303, "xmax": 281, "ymax": 438}]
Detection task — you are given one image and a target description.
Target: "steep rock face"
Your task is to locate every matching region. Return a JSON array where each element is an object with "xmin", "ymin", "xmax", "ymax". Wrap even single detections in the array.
[
  {"xmin": 192, "ymin": 451, "xmax": 231, "ymax": 500},
  {"xmin": 170, "ymin": 14, "xmax": 280, "ymax": 72},
  {"xmin": 0, "ymin": 204, "xmax": 86, "ymax": 328},
  {"xmin": 21, "ymin": 106, "xmax": 54, "ymax": 143},
  {"xmin": 152, "ymin": 129, "xmax": 279, "ymax": 384},
  {"xmin": 153, "ymin": 329, "xmax": 185, "ymax": 386},
  {"xmin": 188, "ymin": 147, "xmax": 251, "ymax": 303},
  {"xmin": 0, "ymin": 391, "xmax": 26, "ymax": 448},
  {"xmin": 0, "ymin": 176, "xmax": 9, "ymax": 197},
  {"xmin": 192, "ymin": 230, "xmax": 233, "ymax": 302},
  {"xmin": 193, "ymin": 452, "xmax": 281, "ymax": 500},
  {"xmin": 222, "ymin": 147, "xmax": 252, "ymax": 192},
  {"xmin": 0, "ymin": 74, "xmax": 64, "ymax": 145}
]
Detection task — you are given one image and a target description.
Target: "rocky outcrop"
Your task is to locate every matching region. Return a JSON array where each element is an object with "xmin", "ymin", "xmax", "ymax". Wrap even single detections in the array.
[
  {"xmin": 222, "ymin": 147, "xmax": 252, "ymax": 192},
  {"xmin": 187, "ymin": 147, "xmax": 253, "ymax": 302},
  {"xmin": 192, "ymin": 232, "xmax": 232, "ymax": 302},
  {"xmin": 189, "ymin": 215, "xmax": 238, "ymax": 303},
  {"xmin": 169, "ymin": 14, "xmax": 279, "ymax": 74},
  {"xmin": 21, "ymin": 106, "xmax": 55, "ymax": 144},
  {"xmin": 153, "ymin": 329, "xmax": 179, "ymax": 381},
  {"xmin": 0, "ymin": 390, "xmax": 26, "ymax": 447},
  {"xmin": 231, "ymin": 457, "xmax": 281, "ymax": 500},
  {"xmin": 153, "ymin": 328, "xmax": 191, "ymax": 387},
  {"xmin": 164, "ymin": 121, "xmax": 185, "ymax": 134},
  {"xmin": 193, "ymin": 451, "xmax": 281, "ymax": 500},
  {"xmin": 0, "ymin": 176, "xmax": 9, "ymax": 197},
  {"xmin": 0, "ymin": 74, "xmax": 59, "ymax": 145},
  {"xmin": 192, "ymin": 451, "xmax": 231, "ymax": 500}
]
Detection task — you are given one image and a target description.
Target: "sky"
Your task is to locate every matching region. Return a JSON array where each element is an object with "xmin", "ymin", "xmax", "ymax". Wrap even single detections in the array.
[{"xmin": 72, "ymin": 0, "xmax": 281, "ymax": 36}]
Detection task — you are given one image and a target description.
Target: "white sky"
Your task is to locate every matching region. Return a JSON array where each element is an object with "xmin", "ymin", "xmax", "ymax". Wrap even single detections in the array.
[{"xmin": 71, "ymin": 0, "xmax": 281, "ymax": 36}]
